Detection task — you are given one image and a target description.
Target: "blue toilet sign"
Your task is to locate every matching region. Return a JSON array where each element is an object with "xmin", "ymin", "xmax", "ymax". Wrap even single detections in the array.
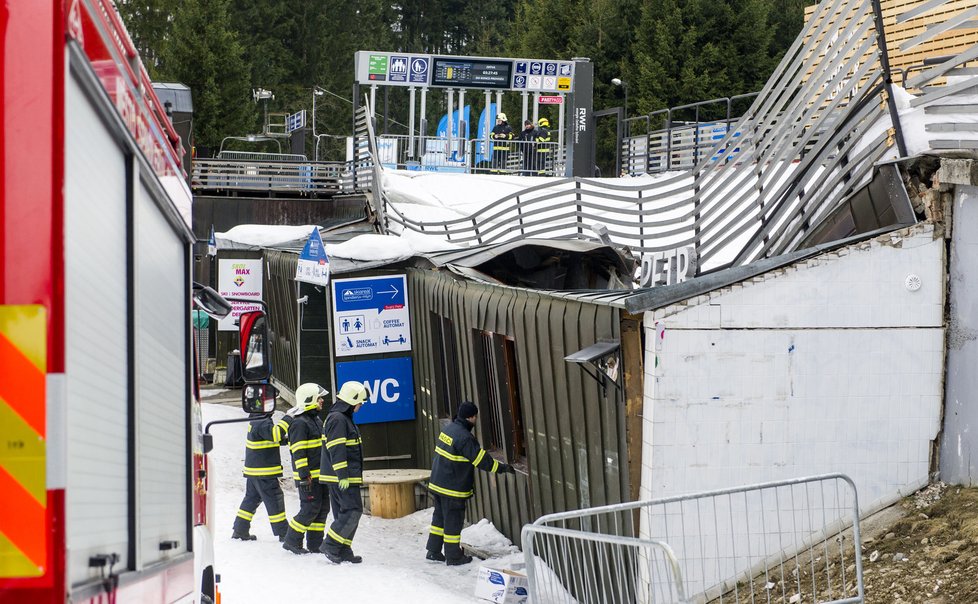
[{"xmin": 335, "ymin": 357, "xmax": 415, "ymax": 424}]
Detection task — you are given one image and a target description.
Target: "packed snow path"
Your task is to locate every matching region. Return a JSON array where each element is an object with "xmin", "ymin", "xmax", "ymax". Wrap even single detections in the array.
[{"xmin": 204, "ymin": 403, "xmax": 524, "ymax": 603}]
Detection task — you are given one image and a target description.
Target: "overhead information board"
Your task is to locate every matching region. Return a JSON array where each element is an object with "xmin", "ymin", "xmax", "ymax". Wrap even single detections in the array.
[
  {"xmin": 354, "ymin": 51, "xmax": 575, "ymax": 93},
  {"xmin": 431, "ymin": 58, "xmax": 512, "ymax": 89}
]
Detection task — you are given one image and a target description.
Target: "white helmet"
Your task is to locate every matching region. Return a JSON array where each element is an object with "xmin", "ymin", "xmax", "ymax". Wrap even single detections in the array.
[
  {"xmin": 497, "ymin": 112, "xmax": 508, "ymax": 122},
  {"xmin": 295, "ymin": 382, "xmax": 327, "ymax": 411},
  {"xmin": 337, "ymin": 381, "xmax": 368, "ymax": 406}
]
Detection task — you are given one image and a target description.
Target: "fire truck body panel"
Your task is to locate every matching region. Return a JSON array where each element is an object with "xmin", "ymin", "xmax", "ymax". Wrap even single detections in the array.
[{"xmin": 1, "ymin": 1, "xmax": 213, "ymax": 602}]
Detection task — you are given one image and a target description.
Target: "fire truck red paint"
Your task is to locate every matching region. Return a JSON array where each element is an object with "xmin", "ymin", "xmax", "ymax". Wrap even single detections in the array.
[{"xmin": 1, "ymin": 1, "xmax": 214, "ymax": 602}]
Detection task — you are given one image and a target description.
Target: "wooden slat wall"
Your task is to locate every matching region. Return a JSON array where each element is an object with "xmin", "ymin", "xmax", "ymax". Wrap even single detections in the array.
[
  {"xmin": 408, "ymin": 269, "xmax": 631, "ymax": 547},
  {"xmin": 804, "ymin": 0, "xmax": 978, "ymax": 75}
]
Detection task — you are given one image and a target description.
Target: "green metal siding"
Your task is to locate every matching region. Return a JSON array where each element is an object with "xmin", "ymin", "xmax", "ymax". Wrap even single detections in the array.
[{"xmin": 408, "ymin": 269, "xmax": 630, "ymax": 547}]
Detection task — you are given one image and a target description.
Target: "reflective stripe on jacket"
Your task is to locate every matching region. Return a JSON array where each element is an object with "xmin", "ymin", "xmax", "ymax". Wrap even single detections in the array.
[
  {"xmin": 288, "ymin": 411, "xmax": 323, "ymax": 482},
  {"xmin": 243, "ymin": 414, "xmax": 292, "ymax": 477},
  {"xmin": 429, "ymin": 417, "xmax": 502, "ymax": 499}
]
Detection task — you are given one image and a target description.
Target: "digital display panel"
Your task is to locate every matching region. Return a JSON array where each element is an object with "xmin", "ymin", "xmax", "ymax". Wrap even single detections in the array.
[{"xmin": 431, "ymin": 58, "xmax": 512, "ymax": 89}]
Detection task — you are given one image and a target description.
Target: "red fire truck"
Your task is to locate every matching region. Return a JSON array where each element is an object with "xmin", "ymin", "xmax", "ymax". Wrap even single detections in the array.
[{"xmin": 1, "ymin": 1, "xmax": 226, "ymax": 602}]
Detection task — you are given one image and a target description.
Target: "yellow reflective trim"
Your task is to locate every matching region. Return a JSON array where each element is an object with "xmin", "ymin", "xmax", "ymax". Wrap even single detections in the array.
[
  {"xmin": 246, "ymin": 440, "xmax": 278, "ymax": 450},
  {"xmin": 491, "ymin": 459, "xmax": 499, "ymax": 473},
  {"xmin": 244, "ymin": 466, "xmax": 283, "ymax": 476},
  {"xmin": 434, "ymin": 447, "xmax": 468, "ymax": 463},
  {"xmin": 308, "ymin": 523, "xmax": 326, "ymax": 532},
  {"xmin": 332, "ymin": 461, "xmax": 348, "ymax": 470},
  {"xmin": 438, "ymin": 432, "xmax": 453, "ymax": 446},
  {"xmin": 290, "ymin": 439, "xmax": 321, "ymax": 452},
  {"xmin": 236, "ymin": 510, "xmax": 254, "ymax": 520},
  {"xmin": 327, "ymin": 528, "xmax": 352, "ymax": 546},
  {"xmin": 288, "ymin": 518, "xmax": 307, "ymax": 533},
  {"xmin": 269, "ymin": 513, "xmax": 286, "ymax": 522},
  {"xmin": 444, "ymin": 535, "xmax": 461, "ymax": 544},
  {"xmin": 310, "ymin": 469, "xmax": 321, "ymax": 478},
  {"xmin": 320, "ymin": 475, "xmax": 338, "ymax": 483},
  {"xmin": 294, "ymin": 458, "xmax": 308, "ymax": 468},
  {"xmin": 345, "ymin": 438, "xmax": 361, "ymax": 446},
  {"xmin": 325, "ymin": 437, "xmax": 346, "ymax": 449},
  {"xmin": 429, "ymin": 526, "xmax": 444, "ymax": 536},
  {"xmin": 428, "ymin": 483, "xmax": 472, "ymax": 498},
  {"xmin": 473, "ymin": 449, "xmax": 486, "ymax": 466}
]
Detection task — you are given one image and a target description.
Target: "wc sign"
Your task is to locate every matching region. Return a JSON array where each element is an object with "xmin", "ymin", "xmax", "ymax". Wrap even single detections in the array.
[{"xmin": 335, "ymin": 357, "xmax": 415, "ymax": 424}]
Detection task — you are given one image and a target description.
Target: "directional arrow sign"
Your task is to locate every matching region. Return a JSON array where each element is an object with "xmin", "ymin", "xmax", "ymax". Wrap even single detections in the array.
[{"xmin": 332, "ymin": 275, "xmax": 411, "ymax": 357}]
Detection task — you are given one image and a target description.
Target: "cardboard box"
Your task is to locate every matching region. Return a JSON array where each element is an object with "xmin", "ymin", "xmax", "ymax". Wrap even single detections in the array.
[{"xmin": 474, "ymin": 565, "xmax": 530, "ymax": 604}]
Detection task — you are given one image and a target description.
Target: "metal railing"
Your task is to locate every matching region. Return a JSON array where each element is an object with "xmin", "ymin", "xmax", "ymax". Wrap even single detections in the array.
[
  {"xmin": 190, "ymin": 159, "xmax": 354, "ymax": 194},
  {"xmin": 522, "ymin": 474, "xmax": 864, "ymax": 604},
  {"xmin": 375, "ymin": 134, "xmax": 564, "ymax": 176}
]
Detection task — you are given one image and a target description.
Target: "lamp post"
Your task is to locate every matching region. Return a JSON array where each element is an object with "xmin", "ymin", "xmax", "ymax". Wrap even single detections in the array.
[
  {"xmin": 312, "ymin": 86, "xmax": 325, "ymax": 160},
  {"xmin": 253, "ymin": 87, "xmax": 274, "ymax": 134},
  {"xmin": 611, "ymin": 78, "xmax": 628, "ymax": 119}
]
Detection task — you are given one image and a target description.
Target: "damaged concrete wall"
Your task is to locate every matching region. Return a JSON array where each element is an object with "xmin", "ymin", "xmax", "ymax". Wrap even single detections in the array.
[
  {"xmin": 941, "ymin": 184, "xmax": 978, "ymax": 487},
  {"xmin": 641, "ymin": 224, "xmax": 946, "ymax": 514}
]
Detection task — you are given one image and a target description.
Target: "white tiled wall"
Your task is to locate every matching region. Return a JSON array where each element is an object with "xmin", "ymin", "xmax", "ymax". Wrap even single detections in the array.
[{"xmin": 641, "ymin": 224, "xmax": 946, "ymax": 514}]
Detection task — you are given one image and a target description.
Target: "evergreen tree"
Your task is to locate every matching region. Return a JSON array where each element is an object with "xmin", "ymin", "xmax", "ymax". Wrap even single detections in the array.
[
  {"xmin": 116, "ymin": 0, "xmax": 171, "ymax": 77},
  {"xmin": 162, "ymin": 0, "xmax": 256, "ymax": 151}
]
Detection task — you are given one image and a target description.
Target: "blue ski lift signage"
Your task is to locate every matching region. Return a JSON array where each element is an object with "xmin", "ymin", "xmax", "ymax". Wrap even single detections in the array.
[
  {"xmin": 295, "ymin": 228, "xmax": 330, "ymax": 286},
  {"xmin": 331, "ymin": 275, "xmax": 411, "ymax": 357},
  {"xmin": 335, "ymin": 357, "xmax": 415, "ymax": 424}
]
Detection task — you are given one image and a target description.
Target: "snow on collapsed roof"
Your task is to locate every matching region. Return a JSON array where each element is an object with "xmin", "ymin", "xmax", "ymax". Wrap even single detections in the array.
[{"xmin": 217, "ymin": 225, "xmax": 462, "ymax": 262}]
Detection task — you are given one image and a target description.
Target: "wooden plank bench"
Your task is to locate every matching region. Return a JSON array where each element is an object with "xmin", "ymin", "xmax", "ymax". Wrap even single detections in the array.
[{"xmin": 361, "ymin": 469, "xmax": 431, "ymax": 519}]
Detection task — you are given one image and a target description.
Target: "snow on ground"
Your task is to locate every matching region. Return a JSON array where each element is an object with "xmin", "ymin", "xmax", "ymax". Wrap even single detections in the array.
[{"xmin": 204, "ymin": 402, "xmax": 524, "ymax": 604}]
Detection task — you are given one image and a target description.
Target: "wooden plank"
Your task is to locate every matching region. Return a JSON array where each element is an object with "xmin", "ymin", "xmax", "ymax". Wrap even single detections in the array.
[{"xmin": 620, "ymin": 315, "xmax": 645, "ymax": 503}]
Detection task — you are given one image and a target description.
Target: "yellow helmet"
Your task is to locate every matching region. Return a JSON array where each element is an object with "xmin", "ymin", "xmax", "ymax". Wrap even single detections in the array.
[
  {"xmin": 538, "ymin": 117, "xmax": 549, "ymax": 128},
  {"xmin": 337, "ymin": 381, "xmax": 368, "ymax": 405},
  {"xmin": 295, "ymin": 382, "xmax": 327, "ymax": 411}
]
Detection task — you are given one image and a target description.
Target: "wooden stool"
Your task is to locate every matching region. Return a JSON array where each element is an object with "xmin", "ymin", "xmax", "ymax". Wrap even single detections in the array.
[{"xmin": 362, "ymin": 469, "xmax": 432, "ymax": 519}]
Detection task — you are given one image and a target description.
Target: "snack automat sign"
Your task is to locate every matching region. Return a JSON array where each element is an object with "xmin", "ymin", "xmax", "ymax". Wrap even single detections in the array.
[
  {"xmin": 218, "ymin": 259, "xmax": 263, "ymax": 331},
  {"xmin": 332, "ymin": 275, "xmax": 411, "ymax": 357}
]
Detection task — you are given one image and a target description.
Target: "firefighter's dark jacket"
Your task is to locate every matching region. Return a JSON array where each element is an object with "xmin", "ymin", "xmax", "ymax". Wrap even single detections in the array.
[
  {"xmin": 491, "ymin": 123, "xmax": 514, "ymax": 147},
  {"xmin": 319, "ymin": 400, "xmax": 363, "ymax": 485},
  {"xmin": 429, "ymin": 417, "xmax": 502, "ymax": 499},
  {"xmin": 243, "ymin": 414, "xmax": 292, "ymax": 477},
  {"xmin": 288, "ymin": 410, "xmax": 323, "ymax": 482}
]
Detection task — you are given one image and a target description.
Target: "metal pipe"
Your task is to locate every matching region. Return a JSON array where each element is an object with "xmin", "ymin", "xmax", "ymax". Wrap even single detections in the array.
[{"xmin": 408, "ymin": 87, "xmax": 416, "ymax": 157}]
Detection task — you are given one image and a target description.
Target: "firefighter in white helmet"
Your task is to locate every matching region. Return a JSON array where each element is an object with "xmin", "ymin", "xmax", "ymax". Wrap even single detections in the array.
[
  {"xmin": 318, "ymin": 381, "xmax": 369, "ymax": 563},
  {"xmin": 281, "ymin": 383, "xmax": 330, "ymax": 555}
]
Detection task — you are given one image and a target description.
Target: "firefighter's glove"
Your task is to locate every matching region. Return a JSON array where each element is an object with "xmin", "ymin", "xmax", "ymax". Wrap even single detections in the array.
[
  {"xmin": 499, "ymin": 464, "xmax": 516, "ymax": 475},
  {"xmin": 338, "ymin": 478, "xmax": 350, "ymax": 491}
]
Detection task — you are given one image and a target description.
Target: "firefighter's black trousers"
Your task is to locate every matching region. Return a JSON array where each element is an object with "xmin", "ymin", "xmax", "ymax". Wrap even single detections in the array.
[
  {"xmin": 284, "ymin": 481, "xmax": 330, "ymax": 551},
  {"xmin": 426, "ymin": 493, "xmax": 467, "ymax": 560},
  {"xmin": 321, "ymin": 484, "xmax": 362, "ymax": 555},
  {"xmin": 233, "ymin": 476, "xmax": 287, "ymax": 537}
]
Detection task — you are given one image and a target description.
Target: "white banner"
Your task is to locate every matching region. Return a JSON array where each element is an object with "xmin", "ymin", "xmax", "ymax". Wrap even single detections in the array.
[{"xmin": 218, "ymin": 258, "xmax": 263, "ymax": 332}]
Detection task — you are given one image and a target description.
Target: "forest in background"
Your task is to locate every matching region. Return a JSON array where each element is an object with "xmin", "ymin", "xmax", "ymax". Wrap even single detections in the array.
[{"xmin": 118, "ymin": 0, "xmax": 814, "ymax": 161}]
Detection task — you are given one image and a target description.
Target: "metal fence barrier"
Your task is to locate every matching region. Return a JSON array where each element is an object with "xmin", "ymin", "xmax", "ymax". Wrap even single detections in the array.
[
  {"xmin": 375, "ymin": 134, "xmax": 563, "ymax": 176},
  {"xmin": 191, "ymin": 158, "xmax": 356, "ymax": 194},
  {"xmin": 522, "ymin": 474, "xmax": 864, "ymax": 604}
]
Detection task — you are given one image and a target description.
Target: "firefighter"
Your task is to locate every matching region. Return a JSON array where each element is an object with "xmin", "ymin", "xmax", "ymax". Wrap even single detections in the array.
[
  {"xmin": 425, "ymin": 401, "xmax": 515, "ymax": 566},
  {"xmin": 534, "ymin": 117, "xmax": 553, "ymax": 175},
  {"xmin": 518, "ymin": 119, "xmax": 538, "ymax": 176},
  {"xmin": 490, "ymin": 113, "xmax": 514, "ymax": 173},
  {"xmin": 232, "ymin": 409, "xmax": 293, "ymax": 541},
  {"xmin": 281, "ymin": 383, "xmax": 330, "ymax": 555},
  {"xmin": 319, "ymin": 381, "xmax": 369, "ymax": 564}
]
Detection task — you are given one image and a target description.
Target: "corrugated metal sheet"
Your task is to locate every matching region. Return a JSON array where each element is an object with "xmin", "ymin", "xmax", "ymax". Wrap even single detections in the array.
[{"xmin": 409, "ymin": 269, "xmax": 633, "ymax": 546}]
